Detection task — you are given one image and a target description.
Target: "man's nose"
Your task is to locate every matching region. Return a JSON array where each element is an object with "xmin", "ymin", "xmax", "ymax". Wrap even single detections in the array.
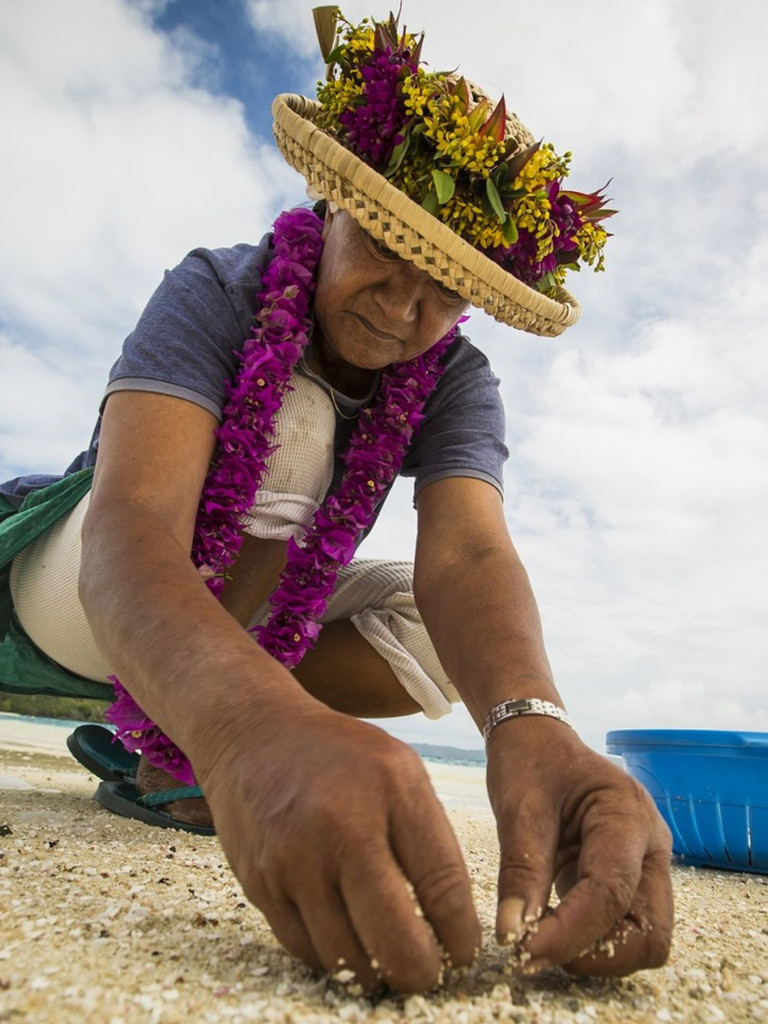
[{"xmin": 375, "ymin": 262, "xmax": 427, "ymax": 321}]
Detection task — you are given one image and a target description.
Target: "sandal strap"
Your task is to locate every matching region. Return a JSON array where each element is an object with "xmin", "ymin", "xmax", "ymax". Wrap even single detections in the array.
[{"xmin": 137, "ymin": 785, "xmax": 203, "ymax": 808}]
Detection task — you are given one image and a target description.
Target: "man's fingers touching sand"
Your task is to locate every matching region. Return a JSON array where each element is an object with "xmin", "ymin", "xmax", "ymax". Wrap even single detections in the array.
[
  {"xmin": 486, "ymin": 722, "xmax": 674, "ymax": 977},
  {"xmin": 204, "ymin": 710, "xmax": 480, "ymax": 993},
  {"xmin": 494, "ymin": 806, "xmax": 560, "ymax": 946},
  {"xmin": 519, "ymin": 843, "xmax": 674, "ymax": 976}
]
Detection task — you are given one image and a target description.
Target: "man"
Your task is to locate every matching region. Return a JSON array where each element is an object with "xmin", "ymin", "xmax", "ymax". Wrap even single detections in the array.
[{"xmin": 0, "ymin": 9, "xmax": 673, "ymax": 993}]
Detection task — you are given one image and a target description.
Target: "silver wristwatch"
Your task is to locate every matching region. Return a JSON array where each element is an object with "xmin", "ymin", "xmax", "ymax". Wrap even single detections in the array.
[{"xmin": 482, "ymin": 698, "xmax": 575, "ymax": 742}]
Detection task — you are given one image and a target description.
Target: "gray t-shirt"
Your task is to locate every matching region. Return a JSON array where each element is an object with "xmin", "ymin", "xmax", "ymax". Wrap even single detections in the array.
[{"xmin": 1, "ymin": 236, "xmax": 508, "ymax": 523}]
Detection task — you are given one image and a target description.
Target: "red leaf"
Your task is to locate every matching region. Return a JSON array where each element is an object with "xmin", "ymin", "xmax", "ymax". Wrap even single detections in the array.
[
  {"xmin": 479, "ymin": 94, "xmax": 507, "ymax": 142},
  {"xmin": 450, "ymin": 76, "xmax": 472, "ymax": 114},
  {"xmin": 504, "ymin": 140, "xmax": 541, "ymax": 180}
]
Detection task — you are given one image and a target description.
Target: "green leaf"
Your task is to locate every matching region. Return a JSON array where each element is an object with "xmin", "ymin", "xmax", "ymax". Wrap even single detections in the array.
[
  {"xmin": 537, "ymin": 271, "xmax": 557, "ymax": 293},
  {"xmin": 588, "ymin": 210, "xmax": 618, "ymax": 224},
  {"xmin": 384, "ymin": 134, "xmax": 411, "ymax": 177},
  {"xmin": 501, "ymin": 216, "xmax": 519, "ymax": 245},
  {"xmin": 467, "ymin": 98, "xmax": 489, "ymax": 134},
  {"xmin": 498, "ymin": 186, "xmax": 526, "ymax": 202},
  {"xmin": 313, "ymin": 6, "xmax": 340, "ymax": 61},
  {"xmin": 324, "ymin": 42, "xmax": 346, "ymax": 66},
  {"xmin": 422, "ymin": 190, "xmax": 440, "ymax": 216},
  {"xmin": 485, "ymin": 177, "xmax": 506, "ymax": 223},
  {"xmin": 431, "ymin": 169, "xmax": 455, "ymax": 205},
  {"xmin": 375, "ymin": 20, "xmax": 396, "ymax": 54},
  {"xmin": 382, "ymin": 9, "xmax": 401, "ymax": 48},
  {"xmin": 560, "ymin": 180, "xmax": 617, "ymax": 222},
  {"xmin": 410, "ymin": 32, "xmax": 424, "ymax": 66}
]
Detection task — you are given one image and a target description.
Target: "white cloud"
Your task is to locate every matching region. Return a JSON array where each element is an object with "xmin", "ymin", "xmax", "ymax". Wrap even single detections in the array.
[
  {"xmin": 247, "ymin": 0, "xmax": 322, "ymax": 58},
  {"xmin": 247, "ymin": 0, "xmax": 768, "ymax": 167},
  {"xmin": 0, "ymin": 334, "xmax": 103, "ymax": 477},
  {"xmin": 0, "ymin": 0, "xmax": 300, "ymax": 474},
  {"xmin": 499, "ymin": 229, "xmax": 768, "ymax": 750}
]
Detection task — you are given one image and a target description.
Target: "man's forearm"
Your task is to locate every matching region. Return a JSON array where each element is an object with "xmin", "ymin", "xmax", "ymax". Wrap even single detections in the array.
[
  {"xmin": 78, "ymin": 503, "xmax": 309, "ymax": 771},
  {"xmin": 414, "ymin": 543, "xmax": 563, "ymax": 731}
]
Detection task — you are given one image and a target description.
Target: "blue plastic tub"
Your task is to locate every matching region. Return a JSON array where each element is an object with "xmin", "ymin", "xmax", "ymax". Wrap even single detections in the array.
[{"xmin": 606, "ymin": 729, "xmax": 768, "ymax": 874}]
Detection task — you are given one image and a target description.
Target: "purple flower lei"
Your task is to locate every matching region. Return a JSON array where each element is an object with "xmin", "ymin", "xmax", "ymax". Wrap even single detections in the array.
[{"xmin": 105, "ymin": 206, "xmax": 459, "ymax": 785}]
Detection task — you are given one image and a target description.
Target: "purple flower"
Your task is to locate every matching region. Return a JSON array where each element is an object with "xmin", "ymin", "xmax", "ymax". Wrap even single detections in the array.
[
  {"xmin": 105, "ymin": 680, "xmax": 156, "ymax": 735},
  {"xmin": 491, "ymin": 180, "xmax": 585, "ymax": 287},
  {"xmin": 105, "ymin": 680, "xmax": 196, "ymax": 787},
  {"xmin": 340, "ymin": 51, "xmax": 414, "ymax": 169}
]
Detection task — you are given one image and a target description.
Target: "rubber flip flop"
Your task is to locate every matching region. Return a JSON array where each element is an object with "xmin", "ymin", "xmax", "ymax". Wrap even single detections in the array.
[
  {"xmin": 95, "ymin": 779, "xmax": 216, "ymax": 836},
  {"xmin": 66, "ymin": 724, "xmax": 140, "ymax": 782}
]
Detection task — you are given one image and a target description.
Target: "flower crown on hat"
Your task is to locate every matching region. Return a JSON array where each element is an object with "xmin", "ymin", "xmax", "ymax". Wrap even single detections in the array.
[{"xmin": 313, "ymin": 6, "xmax": 615, "ymax": 297}]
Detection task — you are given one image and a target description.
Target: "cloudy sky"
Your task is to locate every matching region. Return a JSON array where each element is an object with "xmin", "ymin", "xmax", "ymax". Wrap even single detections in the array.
[{"xmin": 1, "ymin": 0, "xmax": 766, "ymax": 753}]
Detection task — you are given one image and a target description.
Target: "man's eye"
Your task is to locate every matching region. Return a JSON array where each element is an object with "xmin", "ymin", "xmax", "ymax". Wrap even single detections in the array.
[
  {"xmin": 437, "ymin": 283, "xmax": 465, "ymax": 304},
  {"xmin": 369, "ymin": 236, "xmax": 399, "ymax": 260}
]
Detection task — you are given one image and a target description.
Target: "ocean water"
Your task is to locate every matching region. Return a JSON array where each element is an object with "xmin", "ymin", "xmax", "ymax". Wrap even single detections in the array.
[{"xmin": 0, "ymin": 713, "xmax": 490, "ymax": 811}]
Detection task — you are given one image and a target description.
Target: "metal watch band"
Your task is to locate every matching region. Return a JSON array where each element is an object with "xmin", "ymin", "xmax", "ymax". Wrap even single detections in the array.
[{"xmin": 482, "ymin": 698, "xmax": 575, "ymax": 742}]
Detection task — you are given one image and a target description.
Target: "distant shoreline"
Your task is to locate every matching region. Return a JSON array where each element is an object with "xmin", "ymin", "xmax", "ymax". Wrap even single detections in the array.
[
  {"xmin": 0, "ymin": 691, "xmax": 110, "ymax": 723},
  {"xmin": 0, "ymin": 711, "xmax": 491, "ymax": 813},
  {"xmin": 0, "ymin": 712, "xmax": 488, "ymax": 780},
  {"xmin": 0, "ymin": 709, "xmax": 487, "ymax": 767},
  {"xmin": 409, "ymin": 740, "xmax": 486, "ymax": 767}
]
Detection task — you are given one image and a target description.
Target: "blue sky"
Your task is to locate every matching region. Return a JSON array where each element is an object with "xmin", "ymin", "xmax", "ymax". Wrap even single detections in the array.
[{"xmin": 1, "ymin": 0, "xmax": 767, "ymax": 752}]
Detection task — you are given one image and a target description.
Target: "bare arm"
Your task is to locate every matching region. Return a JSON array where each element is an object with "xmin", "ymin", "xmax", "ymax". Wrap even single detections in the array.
[
  {"xmin": 78, "ymin": 391, "xmax": 479, "ymax": 992},
  {"xmin": 415, "ymin": 477, "xmax": 673, "ymax": 976},
  {"xmin": 414, "ymin": 476, "xmax": 558, "ymax": 725},
  {"xmin": 79, "ymin": 392, "xmax": 303, "ymax": 762}
]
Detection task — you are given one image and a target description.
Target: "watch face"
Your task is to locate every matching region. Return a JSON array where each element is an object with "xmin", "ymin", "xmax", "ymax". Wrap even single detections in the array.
[{"xmin": 507, "ymin": 699, "xmax": 532, "ymax": 712}]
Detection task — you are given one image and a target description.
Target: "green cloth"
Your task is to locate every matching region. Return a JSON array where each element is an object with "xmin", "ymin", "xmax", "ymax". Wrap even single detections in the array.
[{"xmin": 0, "ymin": 468, "xmax": 113, "ymax": 699}]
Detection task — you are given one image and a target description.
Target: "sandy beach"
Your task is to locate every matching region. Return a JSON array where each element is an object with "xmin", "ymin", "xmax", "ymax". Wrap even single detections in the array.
[{"xmin": 2, "ymin": 716, "xmax": 767, "ymax": 1023}]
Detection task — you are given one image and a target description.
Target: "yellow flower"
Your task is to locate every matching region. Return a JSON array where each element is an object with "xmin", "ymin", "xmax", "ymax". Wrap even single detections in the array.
[
  {"xmin": 390, "ymin": 146, "xmax": 433, "ymax": 200},
  {"xmin": 316, "ymin": 77, "xmax": 365, "ymax": 127},
  {"xmin": 576, "ymin": 222, "xmax": 608, "ymax": 271},
  {"xmin": 513, "ymin": 194, "xmax": 556, "ymax": 260},
  {"xmin": 552, "ymin": 268, "xmax": 565, "ymax": 288},
  {"xmin": 439, "ymin": 195, "xmax": 506, "ymax": 250},
  {"xmin": 513, "ymin": 144, "xmax": 571, "ymax": 191},
  {"xmin": 402, "ymin": 74, "xmax": 438, "ymax": 118},
  {"xmin": 422, "ymin": 92, "xmax": 506, "ymax": 176},
  {"xmin": 341, "ymin": 23, "xmax": 375, "ymax": 67}
]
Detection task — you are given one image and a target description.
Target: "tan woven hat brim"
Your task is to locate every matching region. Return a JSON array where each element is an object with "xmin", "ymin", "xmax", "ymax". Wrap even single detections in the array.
[{"xmin": 272, "ymin": 93, "xmax": 580, "ymax": 337}]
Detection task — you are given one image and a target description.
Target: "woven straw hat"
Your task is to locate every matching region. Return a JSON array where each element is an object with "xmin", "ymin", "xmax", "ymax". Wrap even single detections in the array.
[{"xmin": 272, "ymin": 93, "xmax": 581, "ymax": 337}]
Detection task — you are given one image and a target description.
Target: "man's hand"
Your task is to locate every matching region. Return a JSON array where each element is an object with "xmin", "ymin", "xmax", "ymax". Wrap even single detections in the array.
[
  {"xmin": 415, "ymin": 478, "xmax": 674, "ymax": 977},
  {"xmin": 197, "ymin": 703, "xmax": 482, "ymax": 993},
  {"xmin": 488, "ymin": 718, "xmax": 674, "ymax": 976}
]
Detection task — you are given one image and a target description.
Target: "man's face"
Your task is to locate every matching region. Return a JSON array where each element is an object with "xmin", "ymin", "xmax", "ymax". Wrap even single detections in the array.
[{"xmin": 312, "ymin": 209, "xmax": 469, "ymax": 373}]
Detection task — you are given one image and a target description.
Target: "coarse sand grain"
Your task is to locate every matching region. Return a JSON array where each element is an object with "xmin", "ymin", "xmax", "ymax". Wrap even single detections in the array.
[{"xmin": 1, "ymin": 745, "xmax": 767, "ymax": 1024}]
